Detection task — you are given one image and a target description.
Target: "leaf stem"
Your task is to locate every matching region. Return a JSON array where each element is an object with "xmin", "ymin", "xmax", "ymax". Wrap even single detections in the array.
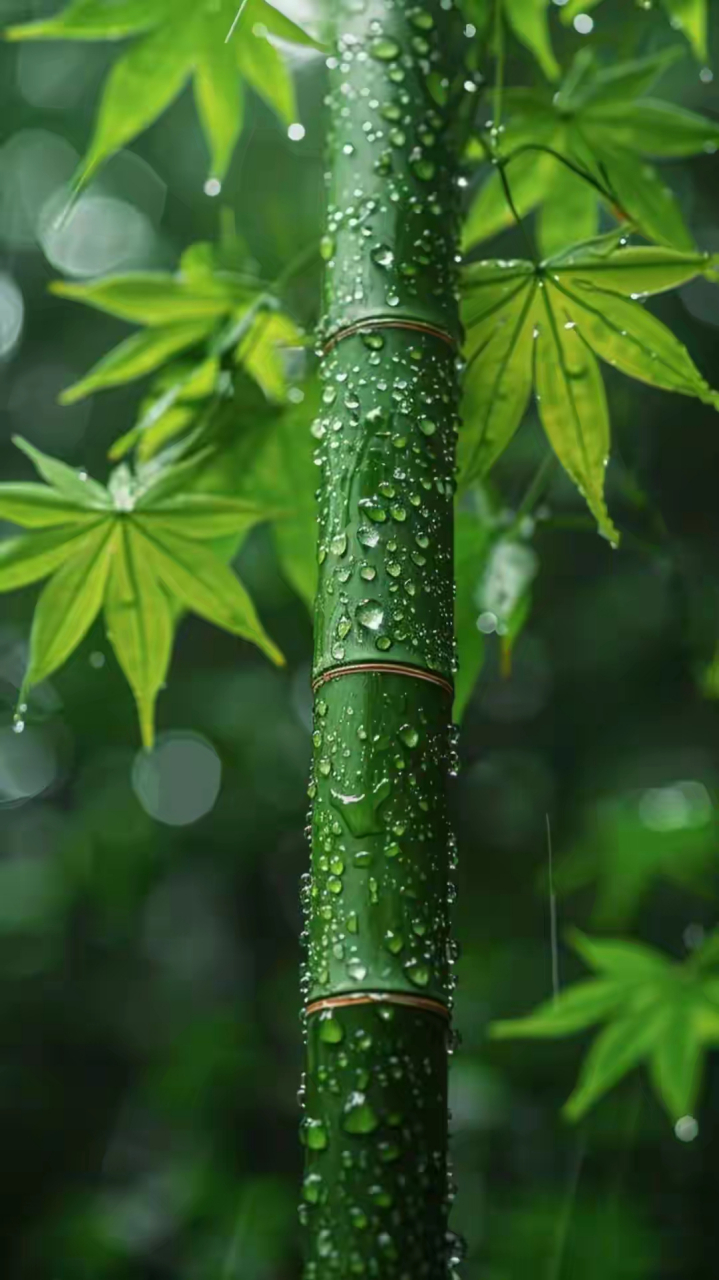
[
  {"xmin": 503, "ymin": 144, "xmax": 618, "ymax": 209},
  {"xmin": 492, "ymin": 0, "xmax": 505, "ymax": 133}
]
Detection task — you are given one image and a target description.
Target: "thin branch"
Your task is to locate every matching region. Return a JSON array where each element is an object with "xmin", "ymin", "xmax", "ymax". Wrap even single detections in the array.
[{"xmin": 492, "ymin": 0, "xmax": 505, "ymax": 133}]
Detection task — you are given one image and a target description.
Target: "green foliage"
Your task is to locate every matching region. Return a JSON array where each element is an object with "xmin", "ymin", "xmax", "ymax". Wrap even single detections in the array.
[
  {"xmin": 0, "ymin": 438, "xmax": 283, "ymax": 746},
  {"xmin": 491, "ymin": 927, "xmax": 719, "ymax": 1124},
  {"xmin": 460, "ymin": 238, "xmax": 719, "ymax": 541},
  {"xmin": 5, "ymin": 0, "xmax": 321, "ymax": 187},
  {"xmin": 465, "ymin": 48, "xmax": 719, "ymax": 254},
  {"xmin": 553, "ymin": 788, "xmax": 717, "ymax": 927},
  {"xmin": 52, "ymin": 240, "xmax": 304, "ymax": 461},
  {"xmin": 560, "ymin": 0, "xmax": 708, "ymax": 61}
]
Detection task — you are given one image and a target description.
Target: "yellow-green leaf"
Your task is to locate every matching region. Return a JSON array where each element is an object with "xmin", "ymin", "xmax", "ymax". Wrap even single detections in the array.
[
  {"xmin": 25, "ymin": 523, "xmax": 115, "ymax": 686},
  {"xmin": 105, "ymin": 523, "xmax": 175, "ymax": 748},
  {"xmin": 534, "ymin": 287, "xmax": 618, "ymax": 544},
  {"xmin": 59, "ymin": 323, "xmax": 214, "ymax": 404},
  {"xmin": 564, "ymin": 1006, "xmax": 668, "ymax": 1120},
  {"xmin": 0, "ymin": 524, "xmax": 104, "ymax": 592},
  {"xmin": 0, "ymin": 484, "xmax": 101, "ymax": 528},
  {"xmin": 133, "ymin": 522, "xmax": 284, "ymax": 665}
]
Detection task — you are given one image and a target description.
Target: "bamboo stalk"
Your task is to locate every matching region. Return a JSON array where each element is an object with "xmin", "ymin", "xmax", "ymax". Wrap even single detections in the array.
[{"xmin": 301, "ymin": 2, "xmax": 464, "ymax": 1274}]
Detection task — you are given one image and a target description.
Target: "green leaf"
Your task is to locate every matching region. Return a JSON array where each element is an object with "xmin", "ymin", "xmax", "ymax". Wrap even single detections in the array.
[
  {"xmin": 104, "ymin": 523, "xmax": 174, "ymax": 749},
  {"xmin": 461, "ymin": 243, "xmax": 719, "ymax": 534},
  {"xmin": 689, "ymin": 931, "xmax": 719, "ymax": 971},
  {"xmin": 590, "ymin": 99, "xmax": 719, "ymax": 159},
  {"xmin": 460, "ymin": 282, "xmax": 536, "ymax": 484},
  {"xmin": 135, "ymin": 493, "xmax": 273, "ymax": 539},
  {"xmin": 503, "ymin": 0, "xmax": 559, "ymax": 82},
  {"xmin": 236, "ymin": 24, "xmax": 297, "ymax": 126},
  {"xmin": 551, "ymin": 275, "xmax": 719, "ymax": 405},
  {"xmin": 256, "ymin": 0, "xmax": 324, "ymax": 49},
  {"xmin": 453, "ymin": 508, "xmax": 491, "ymax": 719},
  {"xmin": 564, "ymin": 1006, "xmax": 668, "ymax": 1120},
  {"xmin": 0, "ymin": 484, "xmax": 101, "ymax": 528},
  {"xmin": 567, "ymin": 929, "xmax": 673, "ymax": 980},
  {"xmin": 25, "ymin": 523, "xmax": 115, "ymax": 686},
  {"xmin": 546, "ymin": 244, "xmax": 717, "ymax": 296},
  {"xmin": 233, "ymin": 391, "xmax": 319, "ymax": 611},
  {"xmin": 491, "ymin": 980, "xmax": 631, "ymax": 1041},
  {"xmin": 537, "ymin": 161, "xmax": 599, "ymax": 260},
  {"xmin": 6, "ymin": 0, "xmax": 315, "ymax": 186},
  {"xmin": 195, "ymin": 12, "xmax": 246, "ymax": 181},
  {"xmin": 662, "ymin": 0, "xmax": 708, "ymax": 61},
  {"xmin": 534, "ymin": 286, "xmax": 618, "ymax": 545},
  {"xmin": 133, "ymin": 522, "xmax": 284, "ymax": 665},
  {"xmin": 595, "ymin": 147, "xmax": 694, "ymax": 250},
  {"xmin": 468, "ymin": 46, "xmax": 716, "ymax": 250},
  {"xmin": 237, "ymin": 310, "xmax": 304, "ymax": 402},
  {"xmin": 0, "ymin": 525, "xmax": 103, "ymax": 592},
  {"xmin": 13, "ymin": 437, "xmax": 110, "ymax": 508},
  {"xmin": 564, "ymin": 47, "xmax": 683, "ymax": 114},
  {"xmin": 76, "ymin": 18, "xmax": 197, "ymax": 189},
  {"xmin": 4, "ymin": 0, "xmax": 164, "ymax": 41},
  {"xmin": 51, "ymin": 274, "xmax": 242, "ymax": 325},
  {"xmin": 59, "ymin": 323, "xmax": 214, "ymax": 403},
  {"xmin": 553, "ymin": 792, "xmax": 717, "ymax": 927},
  {"xmin": 649, "ymin": 1006, "xmax": 703, "ymax": 1120},
  {"xmin": 463, "ymin": 148, "xmax": 557, "ymax": 248}
]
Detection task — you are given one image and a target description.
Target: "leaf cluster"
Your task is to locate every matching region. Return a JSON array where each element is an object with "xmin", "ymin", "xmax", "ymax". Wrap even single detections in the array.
[
  {"xmin": 0, "ymin": 438, "xmax": 283, "ymax": 747},
  {"xmin": 491, "ymin": 928, "xmax": 719, "ymax": 1125},
  {"xmin": 5, "ymin": 0, "xmax": 322, "ymax": 187}
]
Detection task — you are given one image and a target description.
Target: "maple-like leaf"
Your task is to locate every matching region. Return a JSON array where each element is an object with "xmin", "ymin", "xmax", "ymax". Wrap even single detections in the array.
[
  {"xmin": 491, "ymin": 928, "xmax": 719, "ymax": 1126},
  {"xmin": 465, "ymin": 48, "xmax": 719, "ymax": 254},
  {"xmin": 460, "ymin": 237, "xmax": 719, "ymax": 542},
  {"xmin": 5, "ymin": 0, "xmax": 323, "ymax": 187},
  {"xmin": 0, "ymin": 438, "xmax": 283, "ymax": 746}
]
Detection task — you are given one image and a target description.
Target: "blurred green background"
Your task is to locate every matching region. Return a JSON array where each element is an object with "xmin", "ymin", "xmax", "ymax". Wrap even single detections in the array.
[{"xmin": 1, "ymin": 1, "xmax": 719, "ymax": 1276}]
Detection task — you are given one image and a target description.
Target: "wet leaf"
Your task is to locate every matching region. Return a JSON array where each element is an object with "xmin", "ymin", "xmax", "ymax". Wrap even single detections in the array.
[
  {"xmin": 134, "ymin": 522, "xmax": 284, "ymax": 666},
  {"xmin": 453, "ymin": 508, "xmax": 492, "ymax": 719},
  {"xmin": 560, "ymin": 0, "xmax": 707, "ymax": 60},
  {"xmin": 460, "ymin": 242, "xmax": 719, "ymax": 535},
  {"xmin": 466, "ymin": 47, "xmax": 716, "ymax": 252},
  {"xmin": 26, "ymin": 523, "xmax": 115, "ymax": 687},
  {"xmin": 105, "ymin": 524, "xmax": 175, "ymax": 749},
  {"xmin": 0, "ymin": 441, "xmax": 283, "ymax": 742}
]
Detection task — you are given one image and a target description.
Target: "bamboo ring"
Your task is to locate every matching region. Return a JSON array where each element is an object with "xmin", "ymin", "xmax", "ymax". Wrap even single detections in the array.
[
  {"xmin": 312, "ymin": 661, "xmax": 454, "ymax": 698},
  {"xmin": 322, "ymin": 316, "xmax": 458, "ymax": 355},
  {"xmin": 306, "ymin": 990, "xmax": 451, "ymax": 1021}
]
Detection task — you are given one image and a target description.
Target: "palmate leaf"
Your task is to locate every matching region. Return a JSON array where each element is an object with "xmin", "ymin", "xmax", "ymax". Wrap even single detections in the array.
[
  {"xmin": 5, "ymin": 0, "xmax": 322, "ymax": 187},
  {"xmin": 490, "ymin": 928, "xmax": 719, "ymax": 1125},
  {"xmin": 465, "ymin": 48, "xmax": 719, "ymax": 253},
  {"xmin": 0, "ymin": 437, "xmax": 283, "ymax": 747},
  {"xmin": 460, "ymin": 240, "xmax": 719, "ymax": 541},
  {"xmin": 559, "ymin": 0, "xmax": 708, "ymax": 60}
]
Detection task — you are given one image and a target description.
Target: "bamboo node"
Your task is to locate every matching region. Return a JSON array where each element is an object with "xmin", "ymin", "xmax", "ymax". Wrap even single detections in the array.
[
  {"xmin": 322, "ymin": 316, "xmax": 458, "ymax": 355},
  {"xmin": 306, "ymin": 991, "xmax": 451, "ymax": 1021},
  {"xmin": 312, "ymin": 661, "xmax": 454, "ymax": 698}
]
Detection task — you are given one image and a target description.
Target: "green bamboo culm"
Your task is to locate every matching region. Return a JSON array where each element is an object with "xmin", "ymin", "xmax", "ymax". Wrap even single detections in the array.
[{"xmin": 300, "ymin": 1, "xmax": 465, "ymax": 1275}]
